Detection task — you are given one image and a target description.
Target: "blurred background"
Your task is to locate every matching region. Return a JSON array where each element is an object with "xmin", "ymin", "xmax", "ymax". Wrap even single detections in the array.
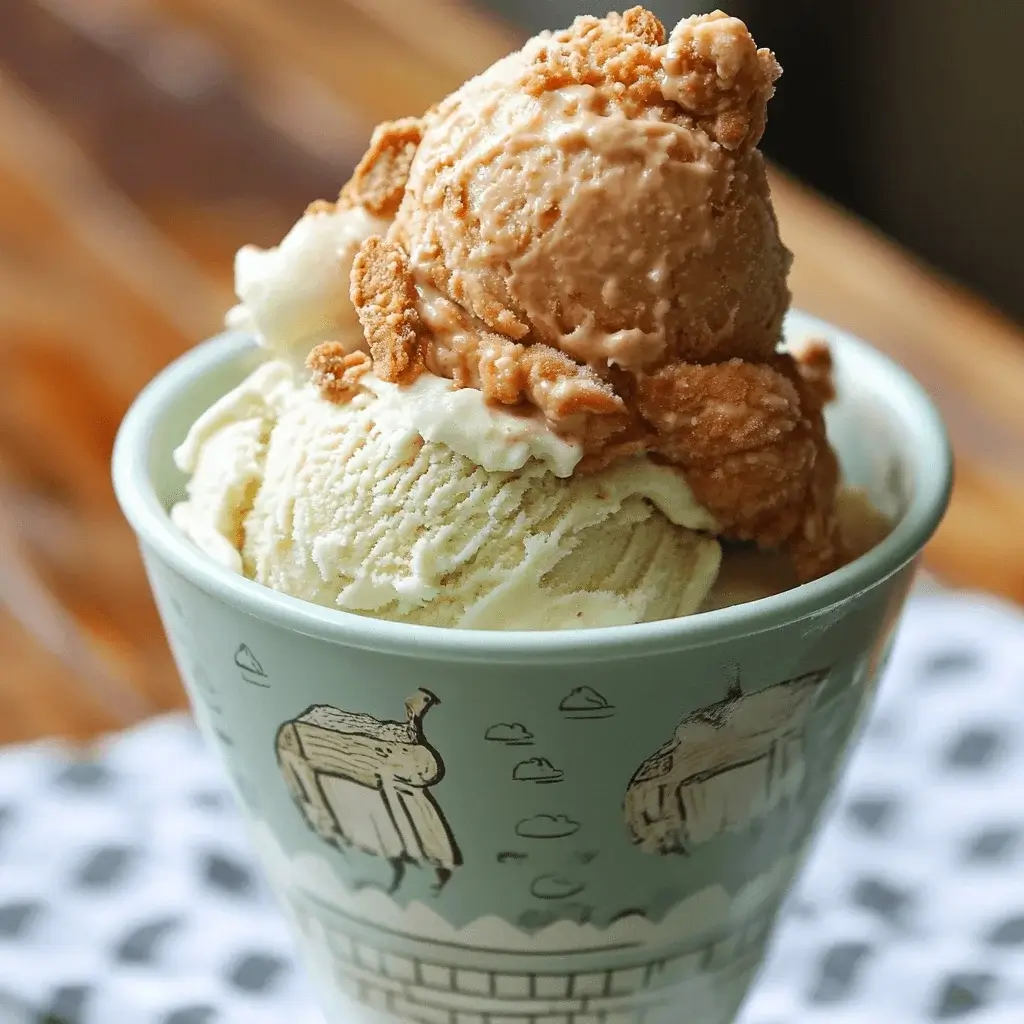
[
  {"xmin": 501, "ymin": 0, "xmax": 1024, "ymax": 323},
  {"xmin": 1, "ymin": 0, "xmax": 1022, "ymax": 745}
]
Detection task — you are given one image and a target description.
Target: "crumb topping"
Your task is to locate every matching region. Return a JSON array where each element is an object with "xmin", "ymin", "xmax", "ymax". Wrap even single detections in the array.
[
  {"xmin": 306, "ymin": 344, "xmax": 372, "ymax": 403},
  {"xmin": 335, "ymin": 117, "xmax": 424, "ymax": 218},
  {"xmin": 350, "ymin": 235, "xmax": 426, "ymax": 384}
]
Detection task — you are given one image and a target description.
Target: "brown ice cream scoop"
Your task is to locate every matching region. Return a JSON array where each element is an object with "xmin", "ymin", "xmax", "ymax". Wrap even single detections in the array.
[
  {"xmin": 391, "ymin": 8, "xmax": 790, "ymax": 372},
  {"xmin": 325, "ymin": 7, "xmax": 841, "ymax": 580}
]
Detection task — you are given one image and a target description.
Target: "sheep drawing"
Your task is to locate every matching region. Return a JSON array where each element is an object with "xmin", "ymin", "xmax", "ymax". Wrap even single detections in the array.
[
  {"xmin": 625, "ymin": 670, "xmax": 829, "ymax": 855},
  {"xmin": 275, "ymin": 689, "xmax": 461, "ymax": 893}
]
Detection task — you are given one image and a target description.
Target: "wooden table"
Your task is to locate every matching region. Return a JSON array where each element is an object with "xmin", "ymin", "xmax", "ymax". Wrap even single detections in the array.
[{"xmin": 2, "ymin": 0, "xmax": 1023, "ymax": 746}]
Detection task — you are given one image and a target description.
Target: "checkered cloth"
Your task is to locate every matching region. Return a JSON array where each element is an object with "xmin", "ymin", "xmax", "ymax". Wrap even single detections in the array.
[{"xmin": 1, "ymin": 591, "xmax": 1022, "ymax": 1024}]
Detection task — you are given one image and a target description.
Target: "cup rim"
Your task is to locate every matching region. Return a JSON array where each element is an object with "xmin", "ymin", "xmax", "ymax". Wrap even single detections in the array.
[{"xmin": 113, "ymin": 312, "xmax": 952, "ymax": 663}]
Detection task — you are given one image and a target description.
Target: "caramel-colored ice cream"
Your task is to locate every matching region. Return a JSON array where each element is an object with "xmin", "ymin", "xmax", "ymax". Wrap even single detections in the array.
[
  {"xmin": 396, "ymin": 10, "xmax": 788, "ymax": 372},
  {"xmin": 327, "ymin": 8, "xmax": 839, "ymax": 580}
]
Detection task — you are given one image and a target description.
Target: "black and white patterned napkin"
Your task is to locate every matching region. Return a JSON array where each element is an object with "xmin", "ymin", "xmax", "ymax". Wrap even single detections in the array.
[{"xmin": 1, "ymin": 591, "xmax": 1022, "ymax": 1024}]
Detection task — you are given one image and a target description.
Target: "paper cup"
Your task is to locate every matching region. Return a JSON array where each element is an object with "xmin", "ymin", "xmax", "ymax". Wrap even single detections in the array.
[{"xmin": 113, "ymin": 312, "xmax": 951, "ymax": 1024}]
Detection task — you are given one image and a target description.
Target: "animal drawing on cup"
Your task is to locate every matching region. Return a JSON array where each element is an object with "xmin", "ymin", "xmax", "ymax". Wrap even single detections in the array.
[
  {"xmin": 275, "ymin": 689, "xmax": 461, "ymax": 894},
  {"xmin": 625, "ymin": 670, "xmax": 830, "ymax": 855}
]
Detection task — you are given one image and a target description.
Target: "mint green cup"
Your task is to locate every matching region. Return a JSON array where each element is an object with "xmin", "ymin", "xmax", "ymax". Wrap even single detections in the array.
[{"xmin": 113, "ymin": 311, "xmax": 951, "ymax": 1024}]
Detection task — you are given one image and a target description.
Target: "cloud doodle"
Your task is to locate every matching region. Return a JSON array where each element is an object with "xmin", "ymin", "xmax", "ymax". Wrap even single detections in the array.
[
  {"xmin": 515, "ymin": 814, "xmax": 581, "ymax": 840},
  {"xmin": 559, "ymin": 686, "xmax": 614, "ymax": 719},
  {"xmin": 513, "ymin": 758, "xmax": 564, "ymax": 783},
  {"xmin": 484, "ymin": 723, "xmax": 534, "ymax": 745},
  {"xmin": 531, "ymin": 874, "xmax": 586, "ymax": 900}
]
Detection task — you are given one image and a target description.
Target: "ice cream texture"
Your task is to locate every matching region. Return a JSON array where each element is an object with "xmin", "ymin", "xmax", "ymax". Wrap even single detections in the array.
[
  {"xmin": 172, "ymin": 7, "xmax": 876, "ymax": 627},
  {"xmin": 173, "ymin": 362, "xmax": 721, "ymax": 629}
]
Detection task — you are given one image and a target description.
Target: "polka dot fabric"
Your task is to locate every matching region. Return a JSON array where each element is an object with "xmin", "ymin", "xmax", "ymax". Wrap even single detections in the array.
[
  {"xmin": 744, "ymin": 592, "xmax": 1024, "ymax": 1024},
  {"xmin": 0, "ymin": 592, "xmax": 1021, "ymax": 1023}
]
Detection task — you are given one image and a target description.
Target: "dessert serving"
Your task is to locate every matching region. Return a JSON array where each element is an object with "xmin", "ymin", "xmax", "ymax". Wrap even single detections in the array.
[
  {"xmin": 113, "ymin": 9, "xmax": 950, "ymax": 1024},
  {"xmin": 171, "ymin": 8, "xmax": 887, "ymax": 630}
]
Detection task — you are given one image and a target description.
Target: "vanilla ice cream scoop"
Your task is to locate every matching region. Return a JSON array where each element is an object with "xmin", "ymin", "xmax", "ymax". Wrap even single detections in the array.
[
  {"xmin": 226, "ymin": 203, "xmax": 387, "ymax": 367},
  {"xmin": 172, "ymin": 366, "xmax": 721, "ymax": 630}
]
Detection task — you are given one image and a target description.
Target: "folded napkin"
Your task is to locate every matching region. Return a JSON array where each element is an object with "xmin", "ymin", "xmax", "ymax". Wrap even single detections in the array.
[{"xmin": 1, "ymin": 592, "xmax": 1022, "ymax": 1024}]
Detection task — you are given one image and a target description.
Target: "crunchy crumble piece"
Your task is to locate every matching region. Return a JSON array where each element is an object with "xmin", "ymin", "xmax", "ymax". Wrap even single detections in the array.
[
  {"xmin": 477, "ymin": 334, "xmax": 526, "ymax": 406},
  {"xmin": 522, "ymin": 11, "xmax": 667, "ymax": 119},
  {"xmin": 306, "ymin": 344, "xmax": 372, "ymax": 403},
  {"xmin": 622, "ymin": 6, "xmax": 666, "ymax": 46},
  {"xmin": 636, "ymin": 356, "xmax": 840, "ymax": 577},
  {"xmin": 661, "ymin": 12, "xmax": 781, "ymax": 150},
  {"xmin": 350, "ymin": 235, "xmax": 426, "ymax": 384},
  {"xmin": 521, "ymin": 343, "xmax": 625, "ymax": 421},
  {"xmin": 345, "ymin": 117, "xmax": 423, "ymax": 217}
]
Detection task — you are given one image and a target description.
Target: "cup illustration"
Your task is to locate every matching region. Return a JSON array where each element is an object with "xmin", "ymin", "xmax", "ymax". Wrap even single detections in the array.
[{"xmin": 114, "ymin": 311, "xmax": 951, "ymax": 1024}]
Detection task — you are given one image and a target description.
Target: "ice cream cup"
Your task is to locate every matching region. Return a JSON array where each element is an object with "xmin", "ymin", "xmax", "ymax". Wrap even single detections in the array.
[{"xmin": 114, "ymin": 310, "xmax": 951, "ymax": 1024}]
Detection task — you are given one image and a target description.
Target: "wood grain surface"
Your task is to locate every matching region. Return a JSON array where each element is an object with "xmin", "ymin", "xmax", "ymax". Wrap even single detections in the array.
[{"xmin": 2, "ymin": 0, "xmax": 1023, "ymax": 745}]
